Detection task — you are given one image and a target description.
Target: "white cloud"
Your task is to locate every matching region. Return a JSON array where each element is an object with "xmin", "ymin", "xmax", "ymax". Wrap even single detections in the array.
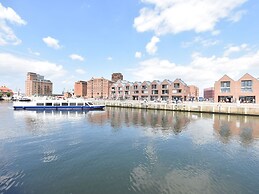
[
  {"xmin": 211, "ymin": 30, "xmax": 221, "ymax": 36},
  {"xmin": 228, "ymin": 10, "xmax": 247, "ymax": 22},
  {"xmin": 75, "ymin": 68, "xmax": 86, "ymax": 74},
  {"xmin": 135, "ymin": 51, "xmax": 142, "ymax": 58},
  {"xmin": 129, "ymin": 50, "xmax": 259, "ymax": 91},
  {"xmin": 182, "ymin": 36, "xmax": 219, "ymax": 48},
  {"xmin": 0, "ymin": 52, "xmax": 66, "ymax": 92},
  {"xmin": 107, "ymin": 56, "xmax": 113, "ymax": 60},
  {"xmin": 146, "ymin": 36, "xmax": 160, "ymax": 55},
  {"xmin": 0, "ymin": 3, "xmax": 26, "ymax": 45},
  {"xmin": 28, "ymin": 48, "xmax": 40, "ymax": 56},
  {"xmin": 69, "ymin": 54, "xmax": 84, "ymax": 61},
  {"xmin": 42, "ymin": 36, "xmax": 61, "ymax": 49},
  {"xmin": 223, "ymin": 44, "xmax": 248, "ymax": 56},
  {"xmin": 134, "ymin": 0, "xmax": 247, "ymax": 35}
]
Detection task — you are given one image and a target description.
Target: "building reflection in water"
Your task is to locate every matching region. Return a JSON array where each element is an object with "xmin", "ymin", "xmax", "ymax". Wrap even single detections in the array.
[
  {"xmin": 213, "ymin": 114, "xmax": 259, "ymax": 145},
  {"xmin": 12, "ymin": 108, "xmax": 259, "ymax": 145}
]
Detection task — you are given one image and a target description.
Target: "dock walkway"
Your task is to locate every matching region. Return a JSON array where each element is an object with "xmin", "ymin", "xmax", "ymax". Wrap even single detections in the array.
[{"xmin": 93, "ymin": 100, "xmax": 259, "ymax": 116}]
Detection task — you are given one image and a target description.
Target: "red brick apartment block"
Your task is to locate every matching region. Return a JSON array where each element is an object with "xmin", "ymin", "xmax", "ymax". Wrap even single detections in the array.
[{"xmin": 214, "ymin": 73, "xmax": 259, "ymax": 103}]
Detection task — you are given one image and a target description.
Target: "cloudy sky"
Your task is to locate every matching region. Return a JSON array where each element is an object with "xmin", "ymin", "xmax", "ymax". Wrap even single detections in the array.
[{"xmin": 0, "ymin": 0, "xmax": 259, "ymax": 94}]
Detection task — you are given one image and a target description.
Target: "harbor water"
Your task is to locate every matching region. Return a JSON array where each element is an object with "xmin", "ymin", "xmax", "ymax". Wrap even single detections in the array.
[{"xmin": 0, "ymin": 101, "xmax": 259, "ymax": 194}]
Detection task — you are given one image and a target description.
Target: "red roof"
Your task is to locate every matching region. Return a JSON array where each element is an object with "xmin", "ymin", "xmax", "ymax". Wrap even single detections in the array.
[{"xmin": 0, "ymin": 86, "xmax": 13, "ymax": 93}]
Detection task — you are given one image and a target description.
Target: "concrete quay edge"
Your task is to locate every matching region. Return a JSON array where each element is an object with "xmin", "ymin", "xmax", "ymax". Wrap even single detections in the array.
[{"xmin": 93, "ymin": 100, "xmax": 259, "ymax": 116}]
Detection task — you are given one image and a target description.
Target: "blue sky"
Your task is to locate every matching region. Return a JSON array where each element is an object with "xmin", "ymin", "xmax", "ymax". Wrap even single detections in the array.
[{"xmin": 0, "ymin": 0, "xmax": 259, "ymax": 94}]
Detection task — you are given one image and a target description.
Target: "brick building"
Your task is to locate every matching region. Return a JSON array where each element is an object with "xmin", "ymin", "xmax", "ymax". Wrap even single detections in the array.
[
  {"xmin": 86, "ymin": 77, "xmax": 113, "ymax": 99},
  {"xmin": 204, "ymin": 87, "xmax": 214, "ymax": 101},
  {"xmin": 25, "ymin": 72, "xmax": 52, "ymax": 96},
  {"xmin": 110, "ymin": 78, "xmax": 199, "ymax": 101},
  {"xmin": 74, "ymin": 81, "xmax": 87, "ymax": 97},
  {"xmin": 0, "ymin": 86, "xmax": 13, "ymax": 97},
  {"xmin": 111, "ymin": 73, "xmax": 123, "ymax": 82},
  {"xmin": 214, "ymin": 73, "xmax": 259, "ymax": 103}
]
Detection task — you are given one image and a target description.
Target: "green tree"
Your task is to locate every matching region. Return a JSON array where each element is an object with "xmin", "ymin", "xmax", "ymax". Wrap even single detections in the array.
[
  {"xmin": 6, "ymin": 92, "xmax": 11, "ymax": 97},
  {"xmin": 0, "ymin": 92, "xmax": 2, "ymax": 98}
]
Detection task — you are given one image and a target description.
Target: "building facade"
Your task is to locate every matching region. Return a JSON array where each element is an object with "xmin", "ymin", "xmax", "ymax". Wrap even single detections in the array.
[
  {"xmin": 110, "ymin": 78, "xmax": 199, "ymax": 102},
  {"xmin": 110, "ymin": 80, "xmax": 133, "ymax": 100},
  {"xmin": 111, "ymin": 73, "xmax": 123, "ymax": 82},
  {"xmin": 204, "ymin": 87, "xmax": 214, "ymax": 101},
  {"xmin": 86, "ymin": 77, "xmax": 113, "ymax": 99},
  {"xmin": 25, "ymin": 72, "xmax": 53, "ymax": 96},
  {"xmin": 214, "ymin": 73, "xmax": 259, "ymax": 103},
  {"xmin": 74, "ymin": 81, "xmax": 87, "ymax": 97},
  {"xmin": 0, "ymin": 86, "xmax": 13, "ymax": 97}
]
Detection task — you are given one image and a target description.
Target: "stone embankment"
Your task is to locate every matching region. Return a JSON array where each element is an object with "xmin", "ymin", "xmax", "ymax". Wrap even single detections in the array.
[{"xmin": 93, "ymin": 100, "xmax": 259, "ymax": 116}]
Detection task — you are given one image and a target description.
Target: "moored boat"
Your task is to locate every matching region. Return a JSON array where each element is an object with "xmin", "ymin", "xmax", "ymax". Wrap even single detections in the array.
[{"xmin": 13, "ymin": 99, "xmax": 105, "ymax": 110}]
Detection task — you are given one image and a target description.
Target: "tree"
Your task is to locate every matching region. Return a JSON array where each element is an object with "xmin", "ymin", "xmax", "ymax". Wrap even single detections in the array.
[
  {"xmin": 6, "ymin": 92, "xmax": 11, "ymax": 97},
  {"xmin": 0, "ymin": 92, "xmax": 2, "ymax": 98}
]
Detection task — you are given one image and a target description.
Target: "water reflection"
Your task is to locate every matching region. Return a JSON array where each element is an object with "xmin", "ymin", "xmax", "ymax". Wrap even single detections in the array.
[
  {"xmin": 10, "ymin": 108, "xmax": 259, "ymax": 145},
  {"xmin": 213, "ymin": 114, "xmax": 259, "ymax": 145},
  {"xmin": 1, "ymin": 103, "xmax": 259, "ymax": 194}
]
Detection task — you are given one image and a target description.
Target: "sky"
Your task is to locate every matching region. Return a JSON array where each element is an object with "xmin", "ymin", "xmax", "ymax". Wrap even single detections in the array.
[{"xmin": 0, "ymin": 0, "xmax": 259, "ymax": 95}]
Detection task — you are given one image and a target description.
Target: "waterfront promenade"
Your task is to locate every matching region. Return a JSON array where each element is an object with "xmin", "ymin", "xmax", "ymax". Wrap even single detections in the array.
[{"xmin": 93, "ymin": 100, "xmax": 259, "ymax": 116}]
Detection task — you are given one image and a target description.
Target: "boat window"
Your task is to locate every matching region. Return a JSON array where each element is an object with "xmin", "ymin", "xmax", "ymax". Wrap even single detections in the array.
[
  {"xmin": 88, "ymin": 102, "xmax": 93, "ymax": 105},
  {"xmin": 62, "ymin": 103, "xmax": 69, "ymax": 106},
  {"xmin": 85, "ymin": 103, "xmax": 90, "ymax": 106},
  {"xmin": 54, "ymin": 103, "xmax": 60, "ymax": 106},
  {"xmin": 77, "ymin": 103, "xmax": 83, "ymax": 106},
  {"xmin": 46, "ymin": 103, "xmax": 52, "ymax": 106},
  {"xmin": 36, "ymin": 103, "xmax": 44, "ymax": 106},
  {"xmin": 70, "ymin": 103, "xmax": 76, "ymax": 106}
]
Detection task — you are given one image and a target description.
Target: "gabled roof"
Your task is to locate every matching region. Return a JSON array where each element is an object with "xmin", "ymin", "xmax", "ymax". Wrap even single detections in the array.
[
  {"xmin": 151, "ymin": 80, "xmax": 161, "ymax": 85},
  {"xmin": 133, "ymin": 81, "xmax": 142, "ymax": 86},
  {"xmin": 238, "ymin": 73, "xmax": 256, "ymax": 81},
  {"xmin": 161, "ymin": 79, "xmax": 172, "ymax": 84},
  {"xmin": 172, "ymin": 78, "xmax": 187, "ymax": 86},
  {"xmin": 142, "ymin": 81, "xmax": 151, "ymax": 85},
  {"xmin": 217, "ymin": 74, "xmax": 235, "ymax": 82},
  {"xmin": 0, "ymin": 86, "xmax": 13, "ymax": 93}
]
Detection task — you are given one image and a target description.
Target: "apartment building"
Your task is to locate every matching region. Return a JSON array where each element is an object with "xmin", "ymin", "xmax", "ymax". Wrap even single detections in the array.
[
  {"xmin": 171, "ymin": 78, "xmax": 190, "ymax": 101},
  {"xmin": 25, "ymin": 72, "xmax": 52, "ymax": 96},
  {"xmin": 110, "ymin": 80, "xmax": 132, "ymax": 100},
  {"xmin": 86, "ymin": 77, "xmax": 113, "ymax": 99},
  {"xmin": 110, "ymin": 78, "xmax": 199, "ymax": 102},
  {"xmin": 150, "ymin": 80, "xmax": 161, "ymax": 101},
  {"xmin": 132, "ymin": 81, "xmax": 142, "ymax": 100},
  {"xmin": 214, "ymin": 73, "xmax": 259, "ymax": 103},
  {"xmin": 74, "ymin": 81, "xmax": 87, "ymax": 97}
]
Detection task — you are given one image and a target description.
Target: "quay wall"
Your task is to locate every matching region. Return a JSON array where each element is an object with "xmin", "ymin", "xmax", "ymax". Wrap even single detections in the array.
[{"xmin": 93, "ymin": 100, "xmax": 259, "ymax": 116}]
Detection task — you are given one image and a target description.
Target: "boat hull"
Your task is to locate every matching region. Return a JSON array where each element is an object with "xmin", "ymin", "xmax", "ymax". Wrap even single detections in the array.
[{"xmin": 13, "ymin": 105, "xmax": 105, "ymax": 110}]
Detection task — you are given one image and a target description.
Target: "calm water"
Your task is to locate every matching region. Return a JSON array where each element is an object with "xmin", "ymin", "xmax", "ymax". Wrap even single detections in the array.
[{"xmin": 0, "ymin": 102, "xmax": 259, "ymax": 194}]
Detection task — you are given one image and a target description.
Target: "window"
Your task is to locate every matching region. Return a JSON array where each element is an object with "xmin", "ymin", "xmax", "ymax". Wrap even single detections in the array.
[
  {"xmin": 152, "ymin": 84, "xmax": 157, "ymax": 89},
  {"xmin": 134, "ymin": 85, "xmax": 138, "ymax": 90},
  {"xmin": 152, "ymin": 90, "xmax": 158, "ymax": 94},
  {"xmin": 142, "ymin": 85, "xmax": 147, "ymax": 90},
  {"xmin": 220, "ymin": 81, "xmax": 230, "ymax": 93},
  {"xmin": 162, "ymin": 84, "xmax": 168, "ymax": 89},
  {"xmin": 162, "ymin": 90, "xmax": 169, "ymax": 94},
  {"xmin": 241, "ymin": 80, "xmax": 252, "ymax": 92},
  {"xmin": 126, "ymin": 86, "xmax": 129, "ymax": 90},
  {"xmin": 174, "ymin": 83, "xmax": 180, "ymax": 88}
]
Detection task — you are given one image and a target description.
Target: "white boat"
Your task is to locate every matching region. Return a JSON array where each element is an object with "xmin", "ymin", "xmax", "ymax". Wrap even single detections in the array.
[{"xmin": 13, "ymin": 98, "xmax": 105, "ymax": 110}]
